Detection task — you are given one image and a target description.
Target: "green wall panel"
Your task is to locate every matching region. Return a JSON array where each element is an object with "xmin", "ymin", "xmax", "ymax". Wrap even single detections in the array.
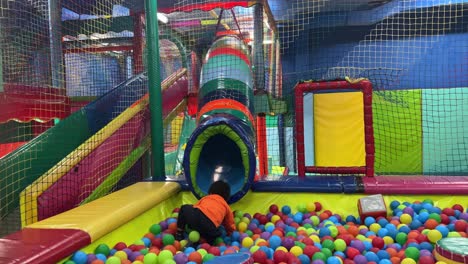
[{"xmin": 373, "ymin": 90, "xmax": 423, "ymax": 174}]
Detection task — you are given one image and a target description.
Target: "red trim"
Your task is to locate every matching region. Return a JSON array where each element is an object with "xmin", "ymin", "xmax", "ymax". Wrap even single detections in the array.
[
  {"xmin": 256, "ymin": 114, "xmax": 268, "ymax": 179},
  {"xmin": 0, "ymin": 228, "xmax": 91, "ymax": 264},
  {"xmin": 206, "ymin": 47, "xmax": 251, "ymax": 67},
  {"xmin": 159, "ymin": 1, "xmax": 253, "ymax": 13},
  {"xmin": 363, "ymin": 176, "xmax": 468, "ymax": 194},
  {"xmin": 197, "ymin": 99, "xmax": 254, "ymax": 124},
  {"xmin": 294, "ymin": 80, "xmax": 374, "ymax": 178}
]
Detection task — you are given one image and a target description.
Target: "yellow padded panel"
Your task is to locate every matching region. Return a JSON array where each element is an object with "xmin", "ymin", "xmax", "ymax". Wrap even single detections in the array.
[
  {"xmin": 314, "ymin": 92, "xmax": 365, "ymax": 167},
  {"xmin": 27, "ymin": 182, "xmax": 180, "ymax": 242}
]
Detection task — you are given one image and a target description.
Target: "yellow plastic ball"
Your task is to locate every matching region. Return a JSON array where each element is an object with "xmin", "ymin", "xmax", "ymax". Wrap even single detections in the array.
[
  {"xmin": 370, "ymin": 223, "xmax": 381, "ymax": 233},
  {"xmin": 383, "ymin": 236, "xmax": 394, "ymax": 245},
  {"xmin": 238, "ymin": 222, "xmax": 248, "ymax": 233},
  {"xmin": 255, "ymin": 238, "xmax": 266, "ymax": 246},
  {"xmin": 242, "ymin": 237, "xmax": 254, "ymax": 248},
  {"xmin": 113, "ymin": 250, "xmax": 128, "ymax": 260},
  {"xmin": 401, "ymin": 258, "xmax": 417, "ymax": 264},
  {"xmin": 309, "ymin": 235, "xmax": 320, "ymax": 243},
  {"xmin": 427, "ymin": 229, "xmax": 442, "ymax": 243},
  {"xmin": 290, "ymin": 246, "xmax": 303, "ymax": 257},
  {"xmin": 306, "ymin": 202, "xmax": 316, "ymax": 212},
  {"xmin": 249, "ymin": 245, "xmax": 259, "ymax": 253},
  {"xmin": 276, "ymin": 246, "xmax": 288, "ymax": 252},
  {"xmin": 271, "ymin": 215, "xmax": 280, "ymax": 223},
  {"xmin": 400, "ymin": 214, "xmax": 413, "ymax": 225}
]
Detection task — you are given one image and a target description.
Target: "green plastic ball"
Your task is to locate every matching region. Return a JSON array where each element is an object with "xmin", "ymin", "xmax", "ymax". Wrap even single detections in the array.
[
  {"xmin": 149, "ymin": 224, "xmax": 162, "ymax": 235},
  {"xmin": 105, "ymin": 256, "xmax": 121, "ymax": 264},
  {"xmin": 189, "ymin": 231, "xmax": 200, "ymax": 242},
  {"xmin": 162, "ymin": 234, "xmax": 175, "ymax": 246},
  {"xmin": 94, "ymin": 244, "xmax": 111, "ymax": 256},
  {"xmin": 405, "ymin": 246, "xmax": 420, "ymax": 261},
  {"xmin": 143, "ymin": 252, "xmax": 158, "ymax": 264}
]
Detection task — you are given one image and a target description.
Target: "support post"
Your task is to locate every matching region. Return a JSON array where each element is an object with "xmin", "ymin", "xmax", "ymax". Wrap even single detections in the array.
[
  {"xmin": 145, "ymin": 0, "xmax": 165, "ymax": 180},
  {"xmin": 253, "ymin": 4, "xmax": 265, "ymax": 91},
  {"xmin": 48, "ymin": 0, "xmax": 64, "ymax": 88}
]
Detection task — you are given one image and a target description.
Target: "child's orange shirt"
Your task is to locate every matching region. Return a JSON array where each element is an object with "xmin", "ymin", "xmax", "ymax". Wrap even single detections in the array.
[{"xmin": 193, "ymin": 194, "xmax": 236, "ymax": 233}]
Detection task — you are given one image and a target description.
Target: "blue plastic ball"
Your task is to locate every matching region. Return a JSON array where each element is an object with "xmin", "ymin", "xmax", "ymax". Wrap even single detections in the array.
[
  {"xmin": 364, "ymin": 217, "xmax": 376, "ymax": 226},
  {"xmin": 71, "ymin": 251, "xmax": 87, "ymax": 264},
  {"xmin": 282, "ymin": 205, "xmax": 291, "ymax": 215},
  {"xmin": 390, "ymin": 201, "xmax": 400, "ymax": 210},
  {"xmin": 364, "ymin": 251, "xmax": 380, "ymax": 262}
]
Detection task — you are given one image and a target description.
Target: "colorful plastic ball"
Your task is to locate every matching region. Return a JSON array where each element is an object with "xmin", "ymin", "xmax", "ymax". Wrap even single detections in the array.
[
  {"xmin": 327, "ymin": 256, "xmax": 342, "ymax": 264},
  {"xmin": 400, "ymin": 214, "xmax": 412, "ymax": 225},
  {"xmin": 71, "ymin": 251, "xmax": 87, "ymax": 264},
  {"xmin": 162, "ymin": 234, "xmax": 175, "ymax": 246},
  {"xmin": 354, "ymin": 255, "xmax": 368, "ymax": 264},
  {"xmin": 188, "ymin": 231, "xmax": 200, "ymax": 242},
  {"xmin": 312, "ymin": 252, "xmax": 327, "ymax": 262},
  {"xmin": 334, "ymin": 239, "xmax": 347, "ymax": 252},
  {"xmin": 238, "ymin": 222, "xmax": 248, "ymax": 232},
  {"xmin": 372, "ymin": 237, "xmax": 385, "ymax": 249},
  {"xmin": 404, "ymin": 247, "xmax": 419, "ymax": 261},
  {"xmin": 427, "ymin": 229, "xmax": 442, "ymax": 243},
  {"xmin": 282, "ymin": 205, "xmax": 291, "ymax": 215},
  {"xmin": 105, "ymin": 256, "xmax": 121, "ymax": 264},
  {"xmin": 307, "ymin": 203, "xmax": 317, "ymax": 212},
  {"xmin": 401, "ymin": 258, "xmax": 417, "ymax": 264},
  {"xmin": 269, "ymin": 204, "xmax": 279, "ymax": 214},
  {"xmin": 149, "ymin": 224, "xmax": 162, "ymax": 235},
  {"xmin": 95, "ymin": 244, "xmax": 111, "ymax": 256},
  {"xmin": 252, "ymin": 249, "xmax": 268, "ymax": 263},
  {"xmin": 290, "ymin": 246, "xmax": 303, "ymax": 256},
  {"xmin": 419, "ymin": 255, "xmax": 435, "ymax": 264},
  {"xmin": 143, "ymin": 252, "xmax": 158, "ymax": 264},
  {"xmin": 238, "ymin": 236, "xmax": 251, "ymax": 248}
]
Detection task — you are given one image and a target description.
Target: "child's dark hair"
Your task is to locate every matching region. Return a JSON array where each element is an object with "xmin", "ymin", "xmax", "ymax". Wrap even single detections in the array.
[{"xmin": 208, "ymin": 180, "xmax": 231, "ymax": 201}]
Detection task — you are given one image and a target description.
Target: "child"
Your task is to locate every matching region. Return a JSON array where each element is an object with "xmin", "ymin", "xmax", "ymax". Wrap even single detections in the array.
[{"xmin": 175, "ymin": 180, "xmax": 236, "ymax": 244}]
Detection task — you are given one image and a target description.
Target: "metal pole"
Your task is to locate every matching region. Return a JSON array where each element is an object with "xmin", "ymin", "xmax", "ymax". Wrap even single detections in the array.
[
  {"xmin": 48, "ymin": 0, "xmax": 64, "ymax": 88},
  {"xmin": 145, "ymin": 0, "xmax": 165, "ymax": 180},
  {"xmin": 253, "ymin": 4, "xmax": 265, "ymax": 91}
]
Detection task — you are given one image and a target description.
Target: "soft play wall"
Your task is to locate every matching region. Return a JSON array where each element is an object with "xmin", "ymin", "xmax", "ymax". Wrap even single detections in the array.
[
  {"xmin": 183, "ymin": 35, "xmax": 256, "ymax": 203},
  {"xmin": 282, "ymin": 24, "xmax": 468, "ymax": 176}
]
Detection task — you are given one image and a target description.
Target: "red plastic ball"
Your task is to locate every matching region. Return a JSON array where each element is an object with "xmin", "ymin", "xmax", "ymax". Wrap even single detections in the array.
[
  {"xmin": 455, "ymin": 220, "xmax": 467, "ymax": 232},
  {"xmin": 314, "ymin": 202, "xmax": 322, "ymax": 212},
  {"xmin": 270, "ymin": 204, "xmax": 279, "ymax": 214},
  {"xmin": 453, "ymin": 204, "xmax": 464, "ymax": 212},
  {"xmin": 303, "ymin": 245, "xmax": 320, "ymax": 258},
  {"xmin": 346, "ymin": 247, "xmax": 360, "ymax": 259},
  {"xmin": 253, "ymin": 249, "xmax": 268, "ymax": 264},
  {"xmin": 113, "ymin": 242, "xmax": 127, "ymax": 250},
  {"xmin": 188, "ymin": 252, "xmax": 203, "ymax": 264},
  {"xmin": 442, "ymin": 208, "xmax": 455, "ymax": 216},
  {"xmin": 419, "ymin": 255, "xmax": 435, "ymax": 264}
]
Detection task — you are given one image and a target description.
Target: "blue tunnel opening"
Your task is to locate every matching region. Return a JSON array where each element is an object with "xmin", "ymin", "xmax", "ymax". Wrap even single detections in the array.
[{"xmin": 196, "ymin": 134, "xmax": 245, "ymax": 196}]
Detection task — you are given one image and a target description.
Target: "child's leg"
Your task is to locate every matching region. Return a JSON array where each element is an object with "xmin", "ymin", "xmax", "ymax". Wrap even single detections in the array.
[{"xmin": 176, "ymin": 204, "xmax": 195, "ymax": 240}]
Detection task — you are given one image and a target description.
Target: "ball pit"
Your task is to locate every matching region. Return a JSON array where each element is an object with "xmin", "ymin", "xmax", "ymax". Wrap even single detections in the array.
[{"xmin": 65, "ymin": 200, "xmax": 468, "ymax": 264}]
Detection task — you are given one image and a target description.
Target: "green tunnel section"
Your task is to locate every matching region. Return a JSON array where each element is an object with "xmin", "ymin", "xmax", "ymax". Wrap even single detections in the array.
[{"xmin": 183, "ymin": 36, "xmax": 256, "ymax": 203}]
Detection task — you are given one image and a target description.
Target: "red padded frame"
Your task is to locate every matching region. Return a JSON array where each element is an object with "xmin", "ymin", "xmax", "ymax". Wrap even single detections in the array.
[{"xmin": 294, "ymin": 80, "xmax": 375, "ymax": 177}]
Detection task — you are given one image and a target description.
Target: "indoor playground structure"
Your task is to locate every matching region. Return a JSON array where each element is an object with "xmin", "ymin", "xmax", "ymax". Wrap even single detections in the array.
[{"xmin": 0, "ymin": 0, "xmax": 467, "ymax": 263}]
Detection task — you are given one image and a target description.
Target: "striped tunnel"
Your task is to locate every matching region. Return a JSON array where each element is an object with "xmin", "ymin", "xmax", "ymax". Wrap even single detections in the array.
[{"xmin": 183, "ymin": 35, "xmax": 256, "ymax": 203}]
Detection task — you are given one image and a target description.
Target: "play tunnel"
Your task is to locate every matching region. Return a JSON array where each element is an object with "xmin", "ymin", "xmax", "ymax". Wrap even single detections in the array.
[{"xmin": 183, "ymin": 36, "xmax": 256, "ymax": 203}]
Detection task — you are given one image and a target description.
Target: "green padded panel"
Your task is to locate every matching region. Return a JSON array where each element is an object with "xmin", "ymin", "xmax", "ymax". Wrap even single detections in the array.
[
  {"xmin": 422, "ymin": 88, "xmax": 468, "ymax": 175},
  {"xmin": 373, "ymin": 90, "xmax": 423, "ymax": 174}
]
